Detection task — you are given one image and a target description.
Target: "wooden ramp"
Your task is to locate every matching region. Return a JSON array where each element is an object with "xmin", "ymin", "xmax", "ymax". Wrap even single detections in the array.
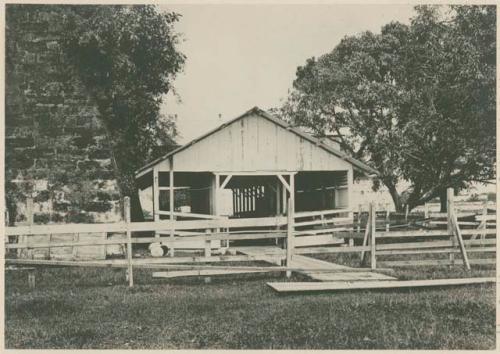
[
  {"xmin": 230, "ymin": 246, "xmax": 285, "ymax": 265},
  {"xmin": 150, "ymin": 246, "xmax": 395, "ymax": 281},
  {"xmin": 267, "ymin": 277, "xmax": 496, "ymax": 293},
  {"xmin": 289, "ymin": 255, "xmax": 395, "ymax": 282},
  {"xmin": 234, "ymin": 247, "xmax": 395, "ymax": 282}
]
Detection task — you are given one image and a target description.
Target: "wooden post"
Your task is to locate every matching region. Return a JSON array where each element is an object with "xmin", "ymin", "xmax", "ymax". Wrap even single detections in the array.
[
  {"xmin": 286, "ymin": 196, "xmax": 294, "ymax": 278},
  {"xmin": 360, "ymin": 205, "xmax": 371, "ymax": 265},
  {"xmin": 275, "ymin": 181, "xmax": 281, "ymax": 245},
  {"xmin": 451, "ymin": 210, "xmax": 471, "ymax": 270},
  {"xmin": 282, "ymin": 181, "xmax": 287, "ymax": 214},
  {"xmin": 385, "ymin": 204, "xmax": 390, "ymax": 232},
  {"xmin": 276, "ymin": 180, "xmax": 281, "ymax": 215},
  {"xmin": 72, "ymin": 233, "xmax": 79, "ymax": 260},
  {"xmin": 405, "ymin": 204, "xmax": 409, "ymax": 222},
  {"xmin": 357, "ymin": 204, "xmax": 362, "ymax": 233},
  {"xmin": 347, "ymin": 167, "xmax": 353, "ymax": 211},
  {"xmin": 370, "ymin": 202, "xmax": 377, "ymax": 270},
  {"xmin": 153, "ymin": 166, "xmax": 160, "ymax": 238},
  {"xmin": 214, "ymin": 174, "xmax": 221, "ymax": 252},
  {"xmin": 348, "ymin": 212, "xmax": 355, "ymax": 247},
  {"xmin": 205, "ymin": 229, "xmax": 211, "ymax": 257},
  {"xmin": 480, "ymin": 199, "xmax": 487, "ymax": 241},
  {"xmin": 27, "ymin": 197, "xmax": 34, "ymax": 259},
  {"xmin": 124, "ymin": 196, "xmax": 133, "ymax": 287},
  {"xmin": 447, "ymin": 188, "xmax": 455, "ymax": 265},
  {"xmin": 169, "ymin": 158, "xmax": 175, "ymax": 257},
  {"xmin": 424, "ymin": 203, "xmax": 429, "ymax": 219}
]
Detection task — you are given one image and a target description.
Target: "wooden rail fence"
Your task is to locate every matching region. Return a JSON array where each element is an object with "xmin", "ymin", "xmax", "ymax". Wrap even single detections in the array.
[{"xmin": 5, "ymin": 189, "xmax": 496, "ymax": 287}]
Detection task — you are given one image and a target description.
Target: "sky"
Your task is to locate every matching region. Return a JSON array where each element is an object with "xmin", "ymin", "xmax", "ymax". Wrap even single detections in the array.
[{"xmin": 159, "ymin": 4, "xmax": 416, "ymax": 144}]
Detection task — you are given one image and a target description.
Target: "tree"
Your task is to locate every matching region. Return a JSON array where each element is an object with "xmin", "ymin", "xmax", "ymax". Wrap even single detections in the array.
[
  {"xmin": 278, "ymin": 5, "xmax": 495, "ymax": 212},
  {"xmin": 62, "ymin": 5, "xmax": 185, "ymax": 220}
]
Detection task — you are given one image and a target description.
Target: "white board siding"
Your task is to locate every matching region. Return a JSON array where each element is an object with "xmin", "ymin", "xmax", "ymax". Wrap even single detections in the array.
[{"xmin": 165, "ymin": 114, "xmax": 352, "ymax": 173}]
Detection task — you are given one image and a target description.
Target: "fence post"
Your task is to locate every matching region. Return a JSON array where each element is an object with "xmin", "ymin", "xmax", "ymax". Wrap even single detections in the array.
[
  {"xmin": 424, "ymin": 203, "xmax": 429, "ymax": 219},
  {"xmin": 357, "ymin": 204, "xmax": 362, "ymax": 233},
  {"xmin": 205, "ymin": 229, "xmax": 211, "ymax": 257},
  {"xmin": 481, "ymin": 199, "xmax": 488, "ymax": 241},
  {"xmin": 286, "ymin": 197, "xmax": 294, "ymax": 278},
  {"xmin": 405, "ymin": 204, "xmax": 409, "ymax": 223},
  {"xmin": 5, "ymin": 208, "xmax": 12, "ymax": 254},
  {"xmin": 26, "ymin": 197, "xmax": 34, "ymax": 259},
  {"xmin": 451, "ymin": 210, "xmax": 471, "ymax": 270},
  {"xmin": 124, "ymin": 197, "xmax": 133, "ymax": 287},
  {"xmin": 370, "ymin": 202, "xmax": 377, "ymax": 269},
  {"xmin": 385, "ymin": 204, "xmax": 390, "ymax": 232},
  {"xmin": 360, "ymin": 204, "xmax": 371, "ymax": 265},
  {"xmin": 446, "ymin": 188, "xmax": 455, "ymax": 266}
]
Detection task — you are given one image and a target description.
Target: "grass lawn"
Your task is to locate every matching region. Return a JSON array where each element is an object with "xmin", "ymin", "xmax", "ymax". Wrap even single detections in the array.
[{"xmin": 5, "ymin": 264, "xmax": 496, "ymax": 349}]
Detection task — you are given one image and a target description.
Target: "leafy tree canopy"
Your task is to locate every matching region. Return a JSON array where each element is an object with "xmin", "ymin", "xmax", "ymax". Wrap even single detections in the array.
[
  {"xmin": 278, "ymin": 5, "xmax": 495, "ymax": 211},
  {"xmin": 62, "ymin": 5, "xmax": 186, "ymax": 219}
]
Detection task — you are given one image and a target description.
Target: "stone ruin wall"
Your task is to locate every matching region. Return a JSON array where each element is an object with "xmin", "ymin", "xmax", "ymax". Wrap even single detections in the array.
[{"xmin": 6, "ymin": 5, "xmax": 122, "ymax": 226}]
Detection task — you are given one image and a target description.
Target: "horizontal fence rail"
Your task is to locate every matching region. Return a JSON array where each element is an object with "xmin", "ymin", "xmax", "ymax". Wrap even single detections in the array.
[{"xmin": 4, "ymin": 189, "xmax": 496, "ymax": 288}]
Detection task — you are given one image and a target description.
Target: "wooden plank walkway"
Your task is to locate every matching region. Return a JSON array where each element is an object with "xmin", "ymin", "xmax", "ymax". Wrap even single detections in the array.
[
  {"xmin": 230, "ymin": 246, "xmax": 285, "ymax": 265},
  {"xmin": 233, "ymin": 246, "xmax": 395, "ymax": 282},
  {"xmin": 267, "ymin": 277, "xmax": 496, "ymax": 293},
  {"xmin": 289, "ymin": 255, "xmax": 395, "ymax": 281},
  {"xmin": 153, "ymin": 269, "xmax": 274, "ymax": 278}
]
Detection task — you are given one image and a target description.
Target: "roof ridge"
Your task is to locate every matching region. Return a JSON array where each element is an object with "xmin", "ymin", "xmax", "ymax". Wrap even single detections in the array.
[{"xmin": 135, "ymin": 107, "xmax": 378, "ymax": 177}]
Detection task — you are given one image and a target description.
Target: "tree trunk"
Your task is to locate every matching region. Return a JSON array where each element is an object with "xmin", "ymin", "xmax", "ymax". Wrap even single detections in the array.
[
  {"xmin": 386, "ymin": 182, "xmax": 403, "ymax": 213},
  {"xmin": 116, "ymin": 173, "xmax": 145, "ymax": 222},
  {"xmin": 439, "ymin": 188, "xmax": 447, "ymax": 212},
  {"xmin": 130, "ymin": 187, "xmax": 145, "ymax": 222}
]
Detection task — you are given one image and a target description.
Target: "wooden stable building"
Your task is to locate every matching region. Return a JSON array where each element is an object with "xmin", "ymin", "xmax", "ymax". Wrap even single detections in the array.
[{"xmin": 135, "ymin": 107, "xmax": 376, "ymax": 225}]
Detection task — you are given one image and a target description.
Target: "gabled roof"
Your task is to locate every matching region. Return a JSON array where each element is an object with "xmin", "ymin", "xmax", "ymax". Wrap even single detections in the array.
[{"xmin": 135, "ymin": 107, "xmax": 378, "ymax": 177}]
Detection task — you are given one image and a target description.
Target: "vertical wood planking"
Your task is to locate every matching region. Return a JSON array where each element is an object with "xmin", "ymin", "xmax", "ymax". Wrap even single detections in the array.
[
  {"xmin": 239, "ymin": 188, "xmax": 243, "ymax": 214},
  {"xmin": 173, "ymin": 114, "xmax": 352, "ymax": 172}
]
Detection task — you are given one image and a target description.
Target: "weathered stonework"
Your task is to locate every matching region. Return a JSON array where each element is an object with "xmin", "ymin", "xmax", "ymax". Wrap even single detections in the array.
[{"xmin": 6, "ymin": 5, "xmax": 122, "ymax": 225}]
